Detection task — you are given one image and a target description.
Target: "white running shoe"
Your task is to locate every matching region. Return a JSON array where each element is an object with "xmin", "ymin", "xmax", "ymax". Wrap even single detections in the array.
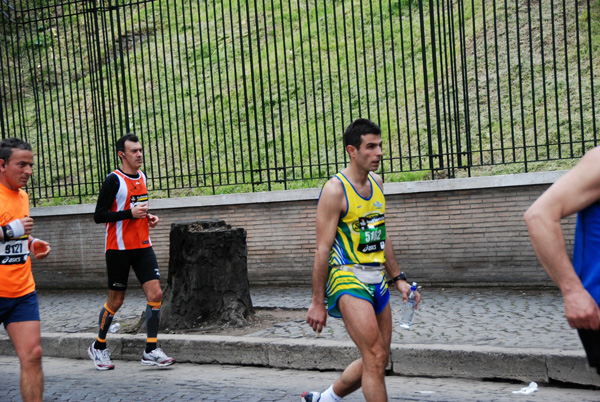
[
  {"xmin": 301, "ymin": 391, "xmax": 321, "ymax": 401},
  {"xmin": 87, "ymin": 342, "xmax": 115, "ymax": 371},
  {"xmin": 141, "ymin": 347, "xmax": 175, "ymax": 367}
]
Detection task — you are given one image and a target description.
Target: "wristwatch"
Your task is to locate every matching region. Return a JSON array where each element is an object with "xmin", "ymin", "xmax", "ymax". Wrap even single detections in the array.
[
  {"xmin": 2, "ymin": 225, "xmax": 13, "ymax": 239},
  {"xmin": 386, "ymin": 272, "xmax": 408, "ymax": 285}
]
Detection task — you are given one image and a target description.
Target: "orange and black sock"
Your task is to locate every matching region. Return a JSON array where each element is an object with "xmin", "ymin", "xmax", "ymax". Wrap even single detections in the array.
[
  {"xmin": 145, "ymin": 301, "xmax": 161, "ymax": 353},
  {"xmin": 94, "ymin": 303, "xmax": 115, "ymax": 350}
]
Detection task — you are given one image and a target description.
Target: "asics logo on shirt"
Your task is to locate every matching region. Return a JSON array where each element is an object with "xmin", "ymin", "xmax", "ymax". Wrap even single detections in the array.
[{"xmin": 2, "ymin": 256, "xmax": 25, "ymax": 264}]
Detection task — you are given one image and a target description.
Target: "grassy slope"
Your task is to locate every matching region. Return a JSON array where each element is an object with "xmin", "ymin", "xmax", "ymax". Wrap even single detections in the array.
[{"xmin": 2, "ymin": 0, "xmax": 599, "ymax": 204}]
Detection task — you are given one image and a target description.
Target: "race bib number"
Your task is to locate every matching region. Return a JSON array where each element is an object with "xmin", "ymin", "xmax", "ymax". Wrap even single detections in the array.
[
  {"xmin": 357, "ymin": 215, "xmax": 386, "ymax": 254},
  {"xmin": 130, "ymin": 194, "xmax": 149, "ymax": 208},
  {"xmin": 0, "ymin": 238, "xmax": 29, "ymax": 265}
]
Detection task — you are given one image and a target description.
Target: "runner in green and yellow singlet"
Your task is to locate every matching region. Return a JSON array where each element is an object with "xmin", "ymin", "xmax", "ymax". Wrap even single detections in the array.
[{"xmin": 304, "ymin": 119, "xmax": 421, "ymax": 402}]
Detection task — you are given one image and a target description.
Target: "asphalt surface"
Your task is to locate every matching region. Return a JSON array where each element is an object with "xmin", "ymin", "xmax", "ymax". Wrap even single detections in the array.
[
  {"xmin": 1, "ymin": 355, "xmax": 599, "ymax": 402},
  {"xmin": 1, "ymin": 285, "xmax": 600, "ymax": 394}
]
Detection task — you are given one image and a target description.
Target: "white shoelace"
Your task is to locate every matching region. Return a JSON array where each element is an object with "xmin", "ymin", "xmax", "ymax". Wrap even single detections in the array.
[
  {"xmin": 100, "ymin": 349, "xmax": 112, "ymax": 363},
  {"xmin": 151, "ymin": 348, "xmax": 167, "ymax": 358}
]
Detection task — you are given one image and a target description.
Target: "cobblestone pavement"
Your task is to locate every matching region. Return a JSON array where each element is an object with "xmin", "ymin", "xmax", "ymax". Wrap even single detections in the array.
[
  {"xmin": 0, "ymin": 356, "xmax": 598, "ymax": 402},
  {"xmin": 247, "ymin": 286, "xmax": 580, "ymax": 351},
  {"xmin": 0, "ymin": 286, "xmax": 581, "ymax": 351}
]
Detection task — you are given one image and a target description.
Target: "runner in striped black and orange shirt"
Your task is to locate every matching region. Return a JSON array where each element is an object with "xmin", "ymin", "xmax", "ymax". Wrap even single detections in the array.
[{"xmin": 87, "ymin": 133, "xmax": 174, "ymax": 371}]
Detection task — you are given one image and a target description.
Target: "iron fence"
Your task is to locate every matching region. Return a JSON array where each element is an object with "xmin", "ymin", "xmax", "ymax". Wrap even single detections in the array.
[{"xmin": 1, "ymin": 0, "xmax": 598, "ymax": 206}]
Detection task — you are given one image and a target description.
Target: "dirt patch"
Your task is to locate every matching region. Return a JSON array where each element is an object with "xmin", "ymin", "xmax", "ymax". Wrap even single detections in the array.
[{"xmin": 119, "ymin": 308, "xmax": 308, "ymax": 337}]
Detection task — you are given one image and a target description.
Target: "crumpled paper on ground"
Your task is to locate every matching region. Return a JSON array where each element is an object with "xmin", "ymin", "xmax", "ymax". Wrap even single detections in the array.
[{"xmin": 512, "ymin": 382, "xmax": 538, "ymax": 395}]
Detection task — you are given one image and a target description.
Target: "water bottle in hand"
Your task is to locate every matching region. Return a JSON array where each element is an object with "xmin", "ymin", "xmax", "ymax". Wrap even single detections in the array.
[{"xmin": 399, "ymin": 282, "xmax": 418, "ymax": 329}]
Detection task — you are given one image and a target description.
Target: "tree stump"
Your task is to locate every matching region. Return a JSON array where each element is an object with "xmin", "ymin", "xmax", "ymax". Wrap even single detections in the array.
[{"xmin": 160, "ymin": 220, "xmax": 253, "ymax": 330}]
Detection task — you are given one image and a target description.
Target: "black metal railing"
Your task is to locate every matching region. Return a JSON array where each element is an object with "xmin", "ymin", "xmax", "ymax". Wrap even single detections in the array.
[{"xmin": 1, "ymin": 0, "xmax": 598, "ymax": 206}]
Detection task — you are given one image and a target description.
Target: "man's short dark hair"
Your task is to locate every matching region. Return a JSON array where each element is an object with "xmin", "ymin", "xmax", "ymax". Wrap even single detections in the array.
[
  {"xmin": 343, "ymin": 118, "xmax": 381, "ymax": 149},
  {"xmin": 0, "ymin": 137, "xmax": 32, "ymax": 164},
  {"xmin": 116, "ymin": 133, "xmax": 139, "ymax": 154}
]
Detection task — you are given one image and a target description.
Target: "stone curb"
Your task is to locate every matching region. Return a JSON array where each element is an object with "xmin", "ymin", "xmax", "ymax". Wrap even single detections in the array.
[{"xmin": 1, "ymin": 333, "xmax": 598, "ymax": 387}]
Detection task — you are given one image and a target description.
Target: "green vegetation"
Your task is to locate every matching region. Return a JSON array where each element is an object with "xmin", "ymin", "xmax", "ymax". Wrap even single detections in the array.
[{"xmin": 1, "ymin": 0, "xmax": 598, "ymax": 206}]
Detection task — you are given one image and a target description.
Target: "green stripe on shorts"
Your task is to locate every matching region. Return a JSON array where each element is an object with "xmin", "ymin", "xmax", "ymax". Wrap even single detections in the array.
[{"xmin": 326, "ymin": 267, "xmax": 376, "ymax": 318}]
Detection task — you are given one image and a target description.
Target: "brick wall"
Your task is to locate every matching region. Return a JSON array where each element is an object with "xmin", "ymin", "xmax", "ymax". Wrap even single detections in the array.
[{"xmin": 29, "ymin": 172, "xmax": 571, "ymax": 289}]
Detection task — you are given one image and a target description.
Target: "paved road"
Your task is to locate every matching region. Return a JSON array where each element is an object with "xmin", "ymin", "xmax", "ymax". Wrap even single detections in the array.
[
  {"xmin": 0, "ymin": 356, "xmax": 598, "ymax": 402},
  {"xmin": 3, "ymin": 286, "xmax": 598, "ymax": 397}
]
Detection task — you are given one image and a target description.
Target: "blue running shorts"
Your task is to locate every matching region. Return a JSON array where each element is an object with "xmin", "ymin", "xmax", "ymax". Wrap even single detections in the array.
[
  {"xmin": 326, "ymin": 266, "xmax": 390, "ymax": 319},
  {"xmin": 0, "ymin": 291, "xmax": 40, "ymax": 328}
]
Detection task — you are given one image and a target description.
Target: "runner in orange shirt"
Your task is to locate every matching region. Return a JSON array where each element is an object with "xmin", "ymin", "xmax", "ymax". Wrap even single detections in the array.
[
  {"xmin": 87, "ymin": 133, "xmax": 174, "ymax": 370},
  {"xmin": 0, "ymin": 137, "xmax": 51, "ymax": 402}
]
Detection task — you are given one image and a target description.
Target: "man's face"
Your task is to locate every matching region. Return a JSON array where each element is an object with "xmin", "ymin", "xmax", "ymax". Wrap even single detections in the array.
[
  {"xmin": 120, "ymin": 140, "xmax": 143, "ymax": 170},
  {"xmin": 353, "ymin": 134, "xmax": 383, "ymax": 172},
  {"xmin": 0, "ymin": 148, "xmax": 34, "ymax": 191}
]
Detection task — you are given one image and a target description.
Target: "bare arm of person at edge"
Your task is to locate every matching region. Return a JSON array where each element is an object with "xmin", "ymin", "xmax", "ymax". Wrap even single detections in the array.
[
  {"xmin": 306, "ymin": 179, "xmax": 346, "ymax": 334},
  {"xmin": 525, "ymin": 147, "xmax": 600, "ymax": 330}
]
